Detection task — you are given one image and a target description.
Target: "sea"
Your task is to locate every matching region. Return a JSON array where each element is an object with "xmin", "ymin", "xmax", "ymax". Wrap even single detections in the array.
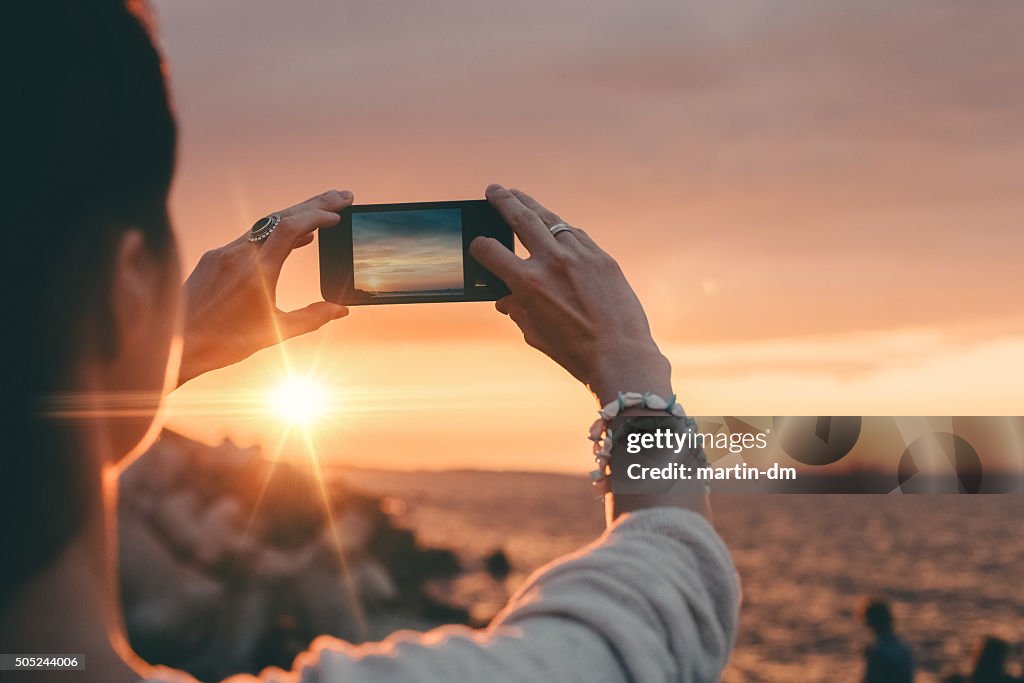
[{"xmin": 340, "ymin": 468, "xmax": 1024, "ymax": 683}]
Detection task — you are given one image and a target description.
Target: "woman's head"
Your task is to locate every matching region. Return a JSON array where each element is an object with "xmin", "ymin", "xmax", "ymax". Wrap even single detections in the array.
[{"xmin": 2, "ymin": 0, "xmax": 179, "ymax": 598}]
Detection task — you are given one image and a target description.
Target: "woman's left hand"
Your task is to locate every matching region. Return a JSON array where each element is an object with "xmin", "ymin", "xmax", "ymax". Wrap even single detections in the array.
[{"xmin": 177, "ymin": 189, "xmax": 353, "ymax": 385}]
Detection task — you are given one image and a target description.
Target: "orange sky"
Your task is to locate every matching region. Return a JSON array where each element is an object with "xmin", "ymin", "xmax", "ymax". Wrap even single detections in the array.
[{"xmin": 154, "ymin": 0, "xmax": 1024, "ymax": 471}]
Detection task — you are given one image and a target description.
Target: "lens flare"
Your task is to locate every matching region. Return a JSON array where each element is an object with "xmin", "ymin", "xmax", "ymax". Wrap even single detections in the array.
[{"xmin": 269, "ymin": 375, "xmax": 330, "ymax": 425}]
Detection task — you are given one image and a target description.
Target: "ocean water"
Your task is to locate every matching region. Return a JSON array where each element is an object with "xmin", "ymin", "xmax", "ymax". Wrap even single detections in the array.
[{"xmin": 341, "ymin": 469, "xmax": 1024, "ymax": 683}]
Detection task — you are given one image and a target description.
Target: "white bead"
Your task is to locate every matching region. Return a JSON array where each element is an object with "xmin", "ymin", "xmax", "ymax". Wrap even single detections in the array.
[{"xmin": 646, "ymin": 394, "xmax": 669, "ymax": 410}]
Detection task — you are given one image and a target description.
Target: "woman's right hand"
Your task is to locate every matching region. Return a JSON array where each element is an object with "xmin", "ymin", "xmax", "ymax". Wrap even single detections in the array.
[{"xmin": 469, "ymin": 184, "xmax": 672, "ymax": 405}]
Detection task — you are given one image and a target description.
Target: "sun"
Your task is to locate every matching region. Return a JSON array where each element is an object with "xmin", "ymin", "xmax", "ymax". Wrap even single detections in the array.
[{"xmin": 269, "ymin": 375, "xmax": 331, "ymax": 425}]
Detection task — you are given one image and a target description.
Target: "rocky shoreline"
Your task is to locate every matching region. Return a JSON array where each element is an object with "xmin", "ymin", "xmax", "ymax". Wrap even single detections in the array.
[{"xmin": 118, "ymin": 431, "xmax": 474, "ymax": 680}]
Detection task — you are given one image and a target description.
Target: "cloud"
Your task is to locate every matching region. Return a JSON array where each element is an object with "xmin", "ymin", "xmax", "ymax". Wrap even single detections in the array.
[
  {"xmin": 351, "ymin": 208, "xmax": 463, "ymax": 291},
  {"xmin": 353, "ymin": 208, "xmax": 461, "ymax": 243},
  {"xmin": 154, "ymin": 0, "xmax": 1024, "ymax": 343}
]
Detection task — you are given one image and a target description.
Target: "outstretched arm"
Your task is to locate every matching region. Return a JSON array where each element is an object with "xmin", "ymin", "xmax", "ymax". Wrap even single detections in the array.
[
  {"xmin": 146, "ymin": 506, "xmax": 737, "ymax": 683},
  {"xmin": 292, "ymin": 508, "xmax": 737, "ymax": 683}
]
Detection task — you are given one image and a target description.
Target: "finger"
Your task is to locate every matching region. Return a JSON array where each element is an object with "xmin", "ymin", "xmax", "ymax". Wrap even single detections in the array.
[
  {"xmin": 293, "ymin": 233, "xmax": 314, "ymax": 249},
  {"xmin": 469, "ymin": 236, "xmax": 525, "ymax": 286},
  {"xmin": 279, "ymin": 189, "xmax": 353, "ymax": 218},
  {"xmin": 493, "ymin": 295, "xmax": 539, "ymax": 348},
  {"xmin": 261, "ymin": 208, "xmax": 343, "ymax": 266},
  {"xmin": 485, "ymin": 184, "xmax": 556, "ymax": 254},
  {"xmin": 568, "ymin": 226, "xmax": 603, "ymax": 252},
  {"xmin": 233, "ymin": 227, "xmax": 257, "ymax": 245},
  {"xmin": 508, "ymin": 188, "xmax": 582, "ymax": 247},
  {"xmin": 495, "ymin": 295, "xmax": 529, "ymax": 328},
  {"xmin": 500, "ymin": 296, "xmax": 528, "ymax": 325},
  {"xmin": 498, "ymin": 297, "xmax": 539, "ymax": 347},
  {"xmin": 244, "ymin": 190, "xmax": 352, "ymax": 245},
  {"xmin": 278, "ymin": 301, "xmax": 349, "ymax": 340},
  {"xmin": 550, "ymin": 224, "xmax": 580, "ymax": 246},
  {"xmin": 508, "ymin": 188, "xmax": 561, "ymax": 228}
]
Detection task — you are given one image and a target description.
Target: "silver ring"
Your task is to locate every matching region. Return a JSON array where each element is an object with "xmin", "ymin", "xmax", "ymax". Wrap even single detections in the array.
[
  {"xmin": 249, "ymin": 214, "xmax": 281, "ymax": 242},
  {"xmin": 548, "ymin": 222, "xmax": 573, "ymax": 237}
]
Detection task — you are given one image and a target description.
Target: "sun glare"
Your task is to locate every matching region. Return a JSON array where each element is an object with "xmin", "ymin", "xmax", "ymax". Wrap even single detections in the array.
[{"xmin": 269, "ymin": 375, "xmax": 331, "ymax": 425}]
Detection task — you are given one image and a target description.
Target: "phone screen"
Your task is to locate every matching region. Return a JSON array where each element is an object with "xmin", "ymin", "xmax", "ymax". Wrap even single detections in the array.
[
  {"xmin": 319, "ymin": 199, "xmax": 513, "ymax": 306},
  {"xmin": 352, "ymin": 208, "xmax": 465, "ymax": 301}
]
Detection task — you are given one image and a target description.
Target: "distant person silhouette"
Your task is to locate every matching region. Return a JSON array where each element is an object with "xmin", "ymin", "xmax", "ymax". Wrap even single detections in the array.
[
  {"xmin": 859, "ymin": 598, "xmax": 915, "ymax": 683},
  {"xmin": 967, "ymin": 636, "xmax": 1018, "ymax": 683}
]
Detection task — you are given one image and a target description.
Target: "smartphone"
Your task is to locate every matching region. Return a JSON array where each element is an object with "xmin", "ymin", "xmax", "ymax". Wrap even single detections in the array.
[{"xmin": 319, "ymin": 199, "xmax": 514, "ymax": 305}]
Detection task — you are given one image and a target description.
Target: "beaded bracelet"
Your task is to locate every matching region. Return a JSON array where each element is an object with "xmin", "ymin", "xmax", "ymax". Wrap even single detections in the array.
[{"xmin": 587, "ymin": 391, "xmax": 694, "ymax": 495}]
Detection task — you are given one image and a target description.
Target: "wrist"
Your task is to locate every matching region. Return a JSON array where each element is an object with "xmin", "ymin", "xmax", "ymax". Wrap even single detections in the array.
[
  {"xmin": 606, "ymin": 488, "xmax": 710, "ymax": 523},
  {"xmin": 177, "ymin": 329, "xmax": 211, "ymax": 386},
  {"xmin": 587, "ymin": 343, "xmax": 672, "ymax": 405}
]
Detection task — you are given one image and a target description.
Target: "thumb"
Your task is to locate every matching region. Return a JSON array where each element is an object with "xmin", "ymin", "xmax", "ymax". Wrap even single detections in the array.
[
  {"xmin": 279, "ymin": 301, "xmax": 349, "ymax": 339},
  {"xmin": 469, "ymin": 236, "xmax": 523, "ymax": 285}
]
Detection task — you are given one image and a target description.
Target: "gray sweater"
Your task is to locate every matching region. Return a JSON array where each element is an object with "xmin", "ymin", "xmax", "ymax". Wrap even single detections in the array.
[{"xmin": 149, "ymin": 508, "xmax": 740, "ymax": 683}]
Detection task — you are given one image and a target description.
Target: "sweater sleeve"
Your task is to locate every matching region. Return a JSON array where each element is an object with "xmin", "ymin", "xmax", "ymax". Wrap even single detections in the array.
[{"xmin": 212, "ymin": 507, "xmax": 739, "ymax": 683}]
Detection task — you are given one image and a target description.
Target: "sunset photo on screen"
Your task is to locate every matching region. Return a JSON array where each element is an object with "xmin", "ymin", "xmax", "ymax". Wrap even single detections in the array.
[{"xmin": 352, "ymin": 208, "xmax": 464, "ymax": 299}]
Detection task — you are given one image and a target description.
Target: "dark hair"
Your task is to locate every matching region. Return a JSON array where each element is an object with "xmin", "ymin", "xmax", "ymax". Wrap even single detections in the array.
[
  {"xmin": 860, "ymin": 598, "xmax": 894, "ymax": 635},
  {"xmin": 0, "ymin": 0, "xmax": 176, "ymax": 602}
]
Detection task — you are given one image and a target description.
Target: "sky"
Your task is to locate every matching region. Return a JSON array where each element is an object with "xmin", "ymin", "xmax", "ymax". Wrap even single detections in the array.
[
  {"xmin": 152, "ymin": 0, "xmax": 1024, "ymax": 472},
  {"xmin": 352, "ymin": 209, "xmax": 464, "ymax": 293}
]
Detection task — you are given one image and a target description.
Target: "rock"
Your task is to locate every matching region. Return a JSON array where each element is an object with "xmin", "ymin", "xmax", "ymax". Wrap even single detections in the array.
[{"xmin": 118, "ymin": 429, "xmax": 473, "ymax": 679}]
